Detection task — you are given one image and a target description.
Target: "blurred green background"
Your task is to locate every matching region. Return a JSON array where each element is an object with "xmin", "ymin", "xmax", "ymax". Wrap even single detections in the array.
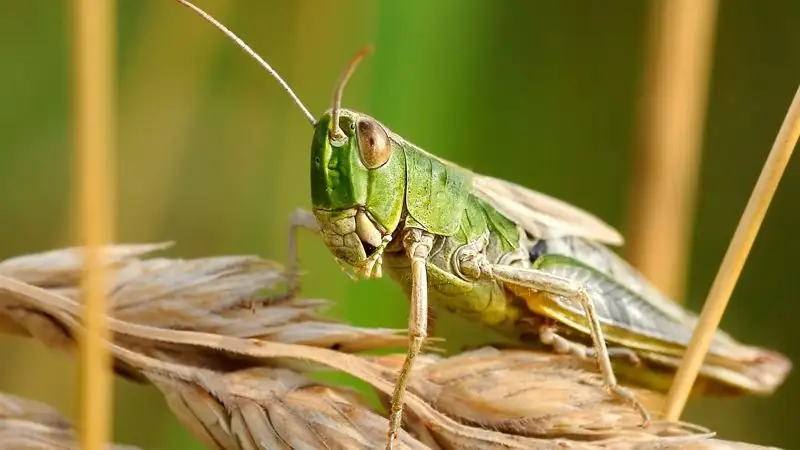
[{"xmin": 0, "ymin": 1, "xmax": 798, "ymax": 448}]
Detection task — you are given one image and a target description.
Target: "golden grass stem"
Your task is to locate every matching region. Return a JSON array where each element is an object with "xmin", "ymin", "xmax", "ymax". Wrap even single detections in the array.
[
  {"xmin": 664, "ymin": 84, "xmax": 800, "ymax": 420},
  {"xmin": 626, "ymin": 0, "xmax": 719, "ymax": 301},
  {"xmin": 73, "ymin": 0, "xmax": 116, "ymax": 448}
]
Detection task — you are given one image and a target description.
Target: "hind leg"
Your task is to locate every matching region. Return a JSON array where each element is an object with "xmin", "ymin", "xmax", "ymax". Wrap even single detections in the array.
[{"xmin": 489, "ymin": 263, "xmax": 651, "ymax": 425}]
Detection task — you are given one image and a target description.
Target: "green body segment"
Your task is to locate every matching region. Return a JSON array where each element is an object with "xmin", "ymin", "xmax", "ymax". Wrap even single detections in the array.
[
  {"xmin": 403, "ymin": 147, "xmax": 471, "ymax": 236},
  {"xmin": 366, "ymin": 145, "xmax": 405, "ymax": 233},
  {"xmin": 310, "ymin": 114, "xmax": 369, "ymax": 211},
  {"xmin": 471, "ymin": 196, "xmax": 521, "ymax": 252},
  {"xmin": 384, "ymin": 193, "xmax": 527, "ymax": 331}
]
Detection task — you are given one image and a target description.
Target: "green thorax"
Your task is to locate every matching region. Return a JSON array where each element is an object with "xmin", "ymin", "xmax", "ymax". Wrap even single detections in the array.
[
  {"xmin": 402, "ymin": 143, "xmax": 521, "ymax": 247},
  {"xmin": 401, "ymin": 145, "xmax": 472, "ymax": 236}
]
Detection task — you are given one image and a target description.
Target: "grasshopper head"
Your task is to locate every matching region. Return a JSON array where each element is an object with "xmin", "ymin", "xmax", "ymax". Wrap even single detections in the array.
[
  {"xmin": 309, "ymin": 109, "xmax": 406, "ymax": 279},
  {"xmin": 172, "ymin": 2, "xmax": 401, "ymax": 278}
]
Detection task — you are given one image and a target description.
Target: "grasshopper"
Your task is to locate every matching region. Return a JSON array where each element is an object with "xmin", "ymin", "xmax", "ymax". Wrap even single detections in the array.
[{"xmin": 176, "ymin": 2, "xmax": 792, "ymax": 449}]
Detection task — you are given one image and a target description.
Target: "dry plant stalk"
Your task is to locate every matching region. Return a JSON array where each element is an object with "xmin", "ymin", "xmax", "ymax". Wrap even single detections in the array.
[
  {"xmin": 0, "ymin": 244, "xmax": 782, "ymax": 449},
  {"xmin": 72, "ymin": 0, "xmax": 117, "ymax": 448},
  {"xmin": 665, "ymin": 84, "xmax": 800, "ymax": 421},
  {"xmin": 626, "ymin": 0, "xmax": 719, "ymax": 301},
  {"xmin": 0, "ymin": 393, "xmax": 139, "ymax": 450}
]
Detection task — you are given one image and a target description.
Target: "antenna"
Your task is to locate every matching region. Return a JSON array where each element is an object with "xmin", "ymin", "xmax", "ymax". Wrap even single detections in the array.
[
  {"xmin": 174, "ymin": 0, "xmax": 316, "ymax": 126},
  {"xmin": 328, "ymin": 46, "xmax": 373, "ymax": 145}
]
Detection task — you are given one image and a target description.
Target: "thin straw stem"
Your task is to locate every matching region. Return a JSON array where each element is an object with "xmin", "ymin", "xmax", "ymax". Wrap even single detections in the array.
[
  {"xmin": 664, "ymin": 84, "xmax": 800, "ymax": 420},
  {"xmin": 626, "ymin": 0, "xmax": 718, "ymax": 302},
  {"xmin": 73, "ymin": 0, "xmax": 116, "ymax": 448}
]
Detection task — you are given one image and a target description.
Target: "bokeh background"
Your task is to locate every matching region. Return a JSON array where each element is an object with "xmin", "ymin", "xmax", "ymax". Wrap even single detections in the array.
[{"xmin": 0, "ymin": 1, "xmax": 798, "ymax": 448}]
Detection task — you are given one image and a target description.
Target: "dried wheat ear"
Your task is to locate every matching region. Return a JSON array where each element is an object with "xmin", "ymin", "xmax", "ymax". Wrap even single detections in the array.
[{"xmin": 0, "ymin": 243, "xmax": 782, "ymax": 449}]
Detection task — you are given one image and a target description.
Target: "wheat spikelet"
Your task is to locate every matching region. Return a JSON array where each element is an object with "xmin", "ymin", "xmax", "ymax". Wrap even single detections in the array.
[
  {"xmin": 147, "ymin": 366, "xmax": 429, "ymax": 450},
  {"xmin": 0, "ymin": 393, "xmax": 140, "ymax": 450},
  {"xmin": 0, "ymin": 244, "xmax": 782, "ymax": 449},
  {"xmin": 0, "ymin": 244, "xmax": 408, "ymax": 380}
]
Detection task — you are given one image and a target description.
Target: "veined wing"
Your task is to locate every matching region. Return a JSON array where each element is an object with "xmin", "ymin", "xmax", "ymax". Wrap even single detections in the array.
[
  {"xmin": 520, "ymin": 253, "xmax": 790, "ymax": 394},
  {"xmin": 529, "ymin": 253, "xmax": 758, "ymax": 361},
  {"xmin": 471, "ymin": 175, "xmax": 624, "ymax": 246}
]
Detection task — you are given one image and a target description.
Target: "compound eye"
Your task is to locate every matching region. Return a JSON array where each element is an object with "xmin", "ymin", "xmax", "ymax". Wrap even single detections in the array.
[{"xmin": 356, "ymin": 118, "xmax": 391, "ymax": 169}]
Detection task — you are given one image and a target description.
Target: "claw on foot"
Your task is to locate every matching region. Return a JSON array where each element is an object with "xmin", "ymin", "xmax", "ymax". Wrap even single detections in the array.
[
  {"xmin": 608, "ymin": 384, "xmax": 651, "ymax": 427},
  {"xmin": 538, "ymin": 326, "xmax": 650, "ymax": 426}
]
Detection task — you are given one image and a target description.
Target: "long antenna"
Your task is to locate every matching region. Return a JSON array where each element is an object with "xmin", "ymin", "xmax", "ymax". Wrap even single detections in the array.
[
  {"xmin": 328, "ymin": 46, "xmax": 373, "ymax": 145},
  {"xmin": 174, "ymin": 0, "xmax": 316, "ymax": 126}
]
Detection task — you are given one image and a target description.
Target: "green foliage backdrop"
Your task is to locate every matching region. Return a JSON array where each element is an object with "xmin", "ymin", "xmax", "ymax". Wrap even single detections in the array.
[{"xmin": 0, "ymin": 1, "xmax": 797, "ymax": 448}]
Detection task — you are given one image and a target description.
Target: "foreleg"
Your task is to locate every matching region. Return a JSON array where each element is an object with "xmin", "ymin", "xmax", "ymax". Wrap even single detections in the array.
[
  {"xmin": 286, "ymin": 208, "xmax": 320, "ymax": 296},
  {"xmin": 386, "ymin": 227, "xmax": 433, "ymax": 449}
]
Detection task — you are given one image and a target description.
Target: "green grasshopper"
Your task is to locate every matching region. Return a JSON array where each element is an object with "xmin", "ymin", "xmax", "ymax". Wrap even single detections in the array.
[{"xmin": 177, "ymin": 2, "xmax": 791, "ymax": 448}]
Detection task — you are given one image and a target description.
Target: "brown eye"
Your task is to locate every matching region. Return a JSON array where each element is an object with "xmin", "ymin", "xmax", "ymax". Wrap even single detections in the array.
[{"xmin": 356, "ymin": 118, "xmax": 391, "ymax": 169}]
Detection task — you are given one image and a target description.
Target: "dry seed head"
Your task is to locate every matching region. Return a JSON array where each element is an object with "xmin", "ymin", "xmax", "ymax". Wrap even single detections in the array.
[
  {"xmin": 0, "ymin": 242, "xmax": 171, "ymax": 287},
  {"xmin": 0, "ymin": 393, "xmax": 73, "ymax": 429},
  {"xmin": 370, "ymin": 348, "xmax": 699, "ymax": 443},
  {"xmin": 0, "ymin": 244, "xmax": 408, "ymax": 379},
  {"xmin": 0, "ymin": 393, "xmax": 140, "ymax": 450},
  {"xmin": 0, "ymin": 273, "xmax": 702, "ymax": 449},
  {"xmin": 0, "ymin": 243, "xmax": 785, "ymax": 450},
  {"xmin": 146, "ymin": 366, "xmax": 428, "ymax": 450}
]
